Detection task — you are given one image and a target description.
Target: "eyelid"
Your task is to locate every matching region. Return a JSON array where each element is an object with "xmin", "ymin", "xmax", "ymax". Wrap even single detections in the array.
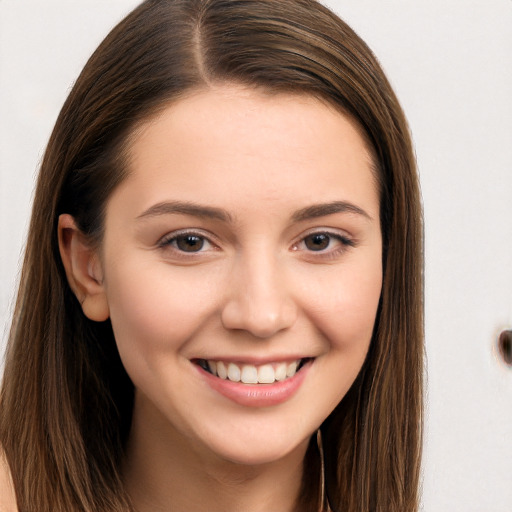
[
  {"xmin": 290, "ymin": 228, "xmax": 356, "ymax": 256},
  {"xmin": 292, "ymin": 226, "xmax": 355, "ymax": 245},
  {"xmin": 155, "ymin": 227, "xmax": 355, "ymax": 258},
  {"xmin": 157, "ymin": 228, "xmax": 219, "ymax": 251}
]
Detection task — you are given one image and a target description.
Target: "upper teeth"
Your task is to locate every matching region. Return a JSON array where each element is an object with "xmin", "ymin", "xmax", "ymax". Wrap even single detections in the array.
[{"xmin": 205, "ymin": 360, "xmax": 300, "ymax": 384}]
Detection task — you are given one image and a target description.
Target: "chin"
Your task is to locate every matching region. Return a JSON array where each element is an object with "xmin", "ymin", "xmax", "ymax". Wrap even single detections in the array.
[{"xmin": 201, "ymin": 426, "xmax": 312, "ymax": 467}]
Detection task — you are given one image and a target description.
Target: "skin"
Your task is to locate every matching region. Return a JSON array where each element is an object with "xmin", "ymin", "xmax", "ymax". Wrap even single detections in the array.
[
  {"xmin": 0, "ymin": 450, "xmax": 16, "ymax": 512},
  {"xmin": 59, "ymin": 84, "xmax": 382, "ymax": 512}
]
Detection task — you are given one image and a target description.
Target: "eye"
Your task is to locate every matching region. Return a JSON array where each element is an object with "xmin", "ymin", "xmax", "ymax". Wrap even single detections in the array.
[
  {"xmin": 158, "ymin": 231, "xmax": 215, "ymax": 254},
  {"xmin": 174, "ymin": 234, "xmax": 206, "ymax": 252},
  {"xmin": 303, "ymin": 233, "xmax": 332, "ymax": 251},
  {"xmin": 292, "ymin": 230, "xmax": 355, "ymax": 257}
]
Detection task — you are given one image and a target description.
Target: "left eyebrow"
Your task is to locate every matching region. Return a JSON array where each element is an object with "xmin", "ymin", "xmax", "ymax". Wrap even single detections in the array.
[{"xmin": 291, "ymin": 201, "xmax": 373, "ymax": 222}]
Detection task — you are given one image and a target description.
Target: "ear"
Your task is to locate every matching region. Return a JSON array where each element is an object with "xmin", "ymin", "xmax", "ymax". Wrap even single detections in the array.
[{"xmin": 58, "ymin": 214, "xmax": 110, "ymax": 322}]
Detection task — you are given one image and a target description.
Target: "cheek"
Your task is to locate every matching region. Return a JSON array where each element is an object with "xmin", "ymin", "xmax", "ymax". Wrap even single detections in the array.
[
  {"xmin": 304, "ymin": 260, "xmax": 382, "ymax": 351},
  {"xmin": 305, "ymin": 262, "xmax": 382, "ymax": 412},
  {"xmin": 104, "ymin": 263, "xmax": 221, "ymax": 367}
]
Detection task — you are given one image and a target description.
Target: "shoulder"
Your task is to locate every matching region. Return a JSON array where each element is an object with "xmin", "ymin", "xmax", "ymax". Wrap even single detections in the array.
[{"xmin": 0, "ymin": 449, "xmax": 17, "ymax": 512}]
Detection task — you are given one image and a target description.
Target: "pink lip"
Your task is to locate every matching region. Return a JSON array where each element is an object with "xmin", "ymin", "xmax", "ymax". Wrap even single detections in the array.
[
  {"xmin": 196, "ymin": 360, "xmax": 312, "ymax": 407},
  {"xmin": 196, "ymin": 355, "xmax": 307, "ymax": 365}
]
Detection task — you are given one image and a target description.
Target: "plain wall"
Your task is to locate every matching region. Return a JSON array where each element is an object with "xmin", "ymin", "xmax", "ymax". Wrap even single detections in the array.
[{"xmin": 1, "ymin": 1, "xmax": 511, "ymax": 510}]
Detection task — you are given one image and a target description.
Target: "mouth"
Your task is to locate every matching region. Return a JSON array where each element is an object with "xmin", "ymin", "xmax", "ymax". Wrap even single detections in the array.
[{"xmin": 194, "ymin": 358, "xmax": 311, "ymax": 385}]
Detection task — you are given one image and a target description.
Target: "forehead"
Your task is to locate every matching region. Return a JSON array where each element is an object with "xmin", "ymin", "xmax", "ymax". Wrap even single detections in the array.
[{"xmin": 111, "ymin": 85, "xmax": 379, "ymax": 221}]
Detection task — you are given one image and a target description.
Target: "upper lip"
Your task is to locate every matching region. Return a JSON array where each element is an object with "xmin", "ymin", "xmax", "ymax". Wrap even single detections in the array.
[{"xmin": 192, "ymin": 355, "xmax": 313, "ymax": 365}]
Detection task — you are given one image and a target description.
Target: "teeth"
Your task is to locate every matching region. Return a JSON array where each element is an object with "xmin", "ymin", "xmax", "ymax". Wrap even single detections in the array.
[
  {"xmin": 208, "ymin": 360, "xmax": 217, "ymax": 374},
  {"xmin": 241, "ymin": 365, "xmax": 258, "ymax": 384},
  {"xmin": 202, "ymin": 359, "xmax": 304, "ymax": 384},
  {"xmin": 227, "ymin": 363, "xmax": 241, "ymax": 382},
  {"xmin": 286, "ymin": 361, "xmax": 298, "ymax": 378},
  {"xmin": 257, "ymin": 364, "xmax": 274, "ymax": 384},
  {"xmin": 274, "ymin": 363, "xmax": 287, "ymax": 381},
  {"xmin": 217, "ymin": 361, "xmax": 227, "ymax": 380}
]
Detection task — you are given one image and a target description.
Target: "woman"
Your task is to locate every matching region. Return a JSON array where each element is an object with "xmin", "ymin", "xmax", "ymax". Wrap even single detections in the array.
[{"xmin": 0, "ymin": 0, "xmax": 423, "ymax": 511}]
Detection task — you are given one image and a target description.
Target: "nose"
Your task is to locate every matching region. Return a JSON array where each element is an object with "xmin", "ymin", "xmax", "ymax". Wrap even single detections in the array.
[{"xmin": 221, "ymin": 252, "xmax": 298, "ymax": 338}]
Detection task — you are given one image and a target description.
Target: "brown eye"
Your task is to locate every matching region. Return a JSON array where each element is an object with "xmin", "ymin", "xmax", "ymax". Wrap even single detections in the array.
[
  {"xmin": 175, "ymin": 234, "xmax": 205, "ymax": 252},
  {"xmin": 304, "ymin": 233, "xmax": 331, "ymax": 251}
]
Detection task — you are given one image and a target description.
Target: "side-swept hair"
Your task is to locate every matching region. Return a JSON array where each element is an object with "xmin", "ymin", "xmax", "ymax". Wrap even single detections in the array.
[{"xmin": 0, "ymin": 1, "xmax": 423, "ymax": 510}]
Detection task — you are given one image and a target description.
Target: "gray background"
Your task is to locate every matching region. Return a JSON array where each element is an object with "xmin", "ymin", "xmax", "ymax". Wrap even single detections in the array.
[{"xmin": 1, "ymin": 1, "xmax": 511, "ymax": 510}]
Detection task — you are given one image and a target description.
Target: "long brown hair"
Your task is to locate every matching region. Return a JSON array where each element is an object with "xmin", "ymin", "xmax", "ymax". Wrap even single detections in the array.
[{"xmin": 0, "ymin": 1, "xmax": 423, "ymax": 510}]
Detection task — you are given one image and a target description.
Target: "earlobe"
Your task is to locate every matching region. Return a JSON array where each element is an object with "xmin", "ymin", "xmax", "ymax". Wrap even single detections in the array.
[{"xmin": 58, "ymin": 214, "xmax": 110, "ymax": 322}]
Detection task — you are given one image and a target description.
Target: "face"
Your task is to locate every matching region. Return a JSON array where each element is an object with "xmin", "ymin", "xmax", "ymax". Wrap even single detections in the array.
[{"xmin": 97, "ymin": 85, "xmax": 382, "ymax": 466}]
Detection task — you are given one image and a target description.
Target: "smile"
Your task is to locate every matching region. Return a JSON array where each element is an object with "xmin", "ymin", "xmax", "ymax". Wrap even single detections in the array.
[
  {"xmin": 194, "ymin": 357, "xmax": 313, "ymax": 407},
  {"xmin": 196, "ymin": 358, "xmax": 309, "ymax": 384}
]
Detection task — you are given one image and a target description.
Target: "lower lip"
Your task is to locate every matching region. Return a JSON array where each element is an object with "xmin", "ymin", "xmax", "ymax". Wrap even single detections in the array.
[{"xmin": 196, "ymin": 361, "xmax": 312, "ymax": 407}]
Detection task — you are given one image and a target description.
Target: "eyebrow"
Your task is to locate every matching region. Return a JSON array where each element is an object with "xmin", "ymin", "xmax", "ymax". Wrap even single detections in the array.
[
  {"xmin": 291, "ymin": 201, "xmax": 372, "ymax": 222},
  {"xmin": 136, "ymin": 201, "xmax": 233, "ymax": 223},
  {"xmin": 136, "ymin": 199, "xmax": 372, "ymax": 223}
]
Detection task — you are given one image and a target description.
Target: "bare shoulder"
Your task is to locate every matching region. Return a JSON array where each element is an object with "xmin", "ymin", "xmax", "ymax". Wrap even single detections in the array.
[{"xmin": 0, "ymin": 448, "xmax": 17, "ymax": 512}]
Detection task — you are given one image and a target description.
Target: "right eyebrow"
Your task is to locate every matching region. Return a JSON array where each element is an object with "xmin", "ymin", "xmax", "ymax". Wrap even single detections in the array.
[{"xmin": 136, "ymin": 201, "xmax": 233, "ymax": 223}]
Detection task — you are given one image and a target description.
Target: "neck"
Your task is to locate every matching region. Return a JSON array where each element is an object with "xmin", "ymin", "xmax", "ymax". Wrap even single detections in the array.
[{"xmin": 123, "ymin": 394, "xmax": 313, "ymax": 512}]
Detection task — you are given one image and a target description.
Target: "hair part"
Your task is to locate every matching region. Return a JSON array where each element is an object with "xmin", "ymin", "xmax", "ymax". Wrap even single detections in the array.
[{"xmin": 0, "ymin": 1, "xmax": 423, "ymax": 511}]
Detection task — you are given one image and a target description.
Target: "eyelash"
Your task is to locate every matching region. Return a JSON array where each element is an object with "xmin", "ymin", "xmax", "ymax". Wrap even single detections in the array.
[
  {"xmin": 158, "ymin": 229, "xmax": 217, "ymax": 256},
  {"xmin": 157, "ymin": 229, "xmax": 355, "ymax": 259},
  {"xmin": 291, "ymin": 230, "xmax": 355, "ymax": 260}
]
